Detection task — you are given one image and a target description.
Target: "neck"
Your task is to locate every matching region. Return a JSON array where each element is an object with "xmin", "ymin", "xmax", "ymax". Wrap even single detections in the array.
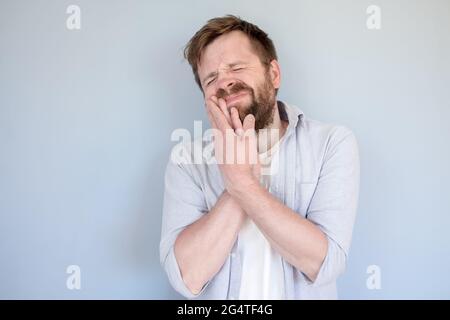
[{"xmin": 257, "ymin": 102, "xmax": 288, "ymax": 154}]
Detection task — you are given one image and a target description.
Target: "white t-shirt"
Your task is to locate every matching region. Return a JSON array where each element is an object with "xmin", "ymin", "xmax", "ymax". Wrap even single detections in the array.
[{"xmin": 238, "ymin": 137, "xmax": 285, "ymax": 300}]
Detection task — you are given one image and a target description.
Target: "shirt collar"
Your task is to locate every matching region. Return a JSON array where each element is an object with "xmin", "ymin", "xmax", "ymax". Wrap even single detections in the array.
[{"xmin": 277, "ymin": 100, "xmax": 304, "ymax": 138}]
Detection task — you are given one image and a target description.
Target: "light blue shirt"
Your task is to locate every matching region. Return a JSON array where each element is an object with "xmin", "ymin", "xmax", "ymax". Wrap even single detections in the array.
[{"xmin": 160, "ymin": 101, "xmax": 360, "ymax": 299}]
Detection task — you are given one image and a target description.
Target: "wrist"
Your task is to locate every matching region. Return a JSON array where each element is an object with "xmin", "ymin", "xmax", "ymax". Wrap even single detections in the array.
[
  {"xmin": 221, "ymin": 190, "xmax": 246, "ymax": 221},
  {"xmin": 227, "ymin": 175, "xmax": 260, "ymax": 198}
]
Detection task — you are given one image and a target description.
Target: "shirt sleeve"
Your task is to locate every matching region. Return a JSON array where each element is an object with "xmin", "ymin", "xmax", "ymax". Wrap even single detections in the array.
[
  {"xmin": 303, "ymin": 126, "xmax": 360, "ymax": 287},
  {"xmin": 159, "ymin": 143, "xmax": 210, "ymax": 298}
]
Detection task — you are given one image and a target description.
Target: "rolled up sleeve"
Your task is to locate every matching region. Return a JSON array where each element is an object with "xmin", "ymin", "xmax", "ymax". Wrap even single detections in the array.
[
  {"xmin": 304, "ymin": 127, "xmax": 360, "ymax": 287},
  {"xmin": 159, "ymin": 143, "xmax": 210, "ymax": 298}
]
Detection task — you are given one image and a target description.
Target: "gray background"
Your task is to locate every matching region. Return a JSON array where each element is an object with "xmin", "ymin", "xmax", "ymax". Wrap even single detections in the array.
[{"xmin": 1, "ymin": 0, "xmax": 449, "ymax": 299}]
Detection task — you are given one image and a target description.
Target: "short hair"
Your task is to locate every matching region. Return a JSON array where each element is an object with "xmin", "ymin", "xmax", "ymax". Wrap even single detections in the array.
[{"xmin": 184, "ymin": 15, "xmax": 278, "ymax": 90}]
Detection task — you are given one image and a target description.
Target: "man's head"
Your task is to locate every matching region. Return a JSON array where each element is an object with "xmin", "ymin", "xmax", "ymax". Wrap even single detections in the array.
[{"xmin": 184, "ymin": 15, "xmax": 281, "ymax": 130}]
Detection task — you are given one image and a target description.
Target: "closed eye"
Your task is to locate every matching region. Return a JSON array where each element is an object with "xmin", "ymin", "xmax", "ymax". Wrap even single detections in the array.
[{"xmin": 206, "ymin": 77, "xmax": 217, "ymax": 86}]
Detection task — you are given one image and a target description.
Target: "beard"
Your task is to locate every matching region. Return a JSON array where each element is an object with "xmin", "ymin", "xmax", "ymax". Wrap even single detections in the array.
[{"xmin": 215, "ymin": 72, "xmax": 276, "ymax": 131}]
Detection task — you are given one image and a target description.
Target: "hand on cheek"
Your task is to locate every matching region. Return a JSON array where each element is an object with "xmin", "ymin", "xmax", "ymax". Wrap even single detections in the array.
[
  {"xmin": 207, "ymin": 95, "xmax": 241, "ymax": 132},
  {"xmin": 205, "ymin": 93, "xmax": 260, "ymax": 192}
]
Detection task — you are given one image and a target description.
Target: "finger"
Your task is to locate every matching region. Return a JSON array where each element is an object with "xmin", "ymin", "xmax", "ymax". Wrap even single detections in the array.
[
  {"xmin": 215, "ymin": 97, "xmax": 232, "ymax": 126},
  {"xmin": 206, "ymin": 107, "xmax": 217, "ymax": 129},
  {"xmin": 230, "ymin": 107, "xmax": 244, "ymax": 136},
  {"xmin": 242, "ymin": 114, "xmax": 258, "ymax": 166},
  {"xmin": 210, "ymin": 95, "xmax": 219, "ymax": 110},
  {"xmin": 204, "ymin": 100, "xmax": 218, "ymax": 129},
  {"xmin": 243, "ymin": 113, "xmax": 255, "ymax": 132},
  {"xmin": 207, "ymin": 99, "xmax": 232, "ymax": 133}
]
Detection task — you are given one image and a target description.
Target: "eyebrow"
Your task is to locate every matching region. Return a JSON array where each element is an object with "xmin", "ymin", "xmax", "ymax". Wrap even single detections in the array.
[{"xmin": 201, "ymin": 61, "xmax": 247, "ymax": 85}]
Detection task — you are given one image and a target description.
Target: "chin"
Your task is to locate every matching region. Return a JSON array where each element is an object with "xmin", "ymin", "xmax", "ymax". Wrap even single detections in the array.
[{"xmin": 229, "ymin": 101, "xmax": 251, "ymax": 111}]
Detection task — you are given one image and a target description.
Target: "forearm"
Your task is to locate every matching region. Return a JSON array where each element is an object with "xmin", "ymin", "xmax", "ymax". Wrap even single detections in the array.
[
  {"xmin": 228, "ymin": 179, "xmax": 327, "ymax": 281},
  {"xmin": 174, "ymin": 191, "xmax": 245, "ymax": 294}
]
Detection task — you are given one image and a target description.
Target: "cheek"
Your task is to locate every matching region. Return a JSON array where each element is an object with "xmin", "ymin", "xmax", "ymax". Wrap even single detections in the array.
[
  {"xmin": 204, "ymin": 88, "xmax": 215, "ymax": 100},
  {"xmin": 237, "ymin": 73, "xmax": 251, "ymax": 84},
  {"xmin": 240, "ymin": 72, "xmax": 261, "ymax": 89}
]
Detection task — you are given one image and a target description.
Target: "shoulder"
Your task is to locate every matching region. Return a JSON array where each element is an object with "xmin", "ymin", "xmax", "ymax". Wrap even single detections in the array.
[
  {"xmin": 294, "ymin": 111, "xmax": 358, "ymax": 153},
  {"xmin": 169, "ymin": 135, "xmax": 215, "ymax": 166},
  {"xmin": 166, "ymin": 135, "xmax": 216, "ymax": 188},
  {"xmin": 299, "ymin": 114, "xmax": 355, "ymax": 143},
  {"xmin": 285, "ymin": 104, "xmax": 359, "ymax": 170}
]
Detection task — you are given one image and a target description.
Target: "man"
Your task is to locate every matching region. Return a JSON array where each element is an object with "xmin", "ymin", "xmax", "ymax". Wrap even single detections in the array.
[{"xmin": 160, "ymin": 15, "xmax": 360, "ymax": 299}]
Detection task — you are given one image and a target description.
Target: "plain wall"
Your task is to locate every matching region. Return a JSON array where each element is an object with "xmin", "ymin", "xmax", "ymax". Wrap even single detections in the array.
[{"xmin": 1, "ymin": 0, "xmax": 449, "ymax": 299}]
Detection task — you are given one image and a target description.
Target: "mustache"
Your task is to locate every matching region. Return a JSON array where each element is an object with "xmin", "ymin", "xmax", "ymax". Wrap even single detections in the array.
[{"xmin": 215, "ymin": 82, "xmax": 253, "ymax": 100}]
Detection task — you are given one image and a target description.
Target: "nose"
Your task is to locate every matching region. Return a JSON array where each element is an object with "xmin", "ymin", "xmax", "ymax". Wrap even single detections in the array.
[{"xmin": 217, "ymin": 73, "xmax": 236, "ymax": 92}]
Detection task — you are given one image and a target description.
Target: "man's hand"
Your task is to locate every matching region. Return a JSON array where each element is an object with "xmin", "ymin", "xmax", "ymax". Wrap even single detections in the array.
[{"xmin": 205, "ymin": 96, "xmax": 260, "ymax": 192}]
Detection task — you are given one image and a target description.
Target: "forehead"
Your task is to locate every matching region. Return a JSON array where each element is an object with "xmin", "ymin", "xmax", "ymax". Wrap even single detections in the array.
[{"xmin": 198, "ymin": 31, "xmax": 259, "ymax": 75}]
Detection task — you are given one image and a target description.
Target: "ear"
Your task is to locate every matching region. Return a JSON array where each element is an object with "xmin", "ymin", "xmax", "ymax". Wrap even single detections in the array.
[{"xmin": 268, "ymin": 59, "xmax": 281, "ymax": 90}]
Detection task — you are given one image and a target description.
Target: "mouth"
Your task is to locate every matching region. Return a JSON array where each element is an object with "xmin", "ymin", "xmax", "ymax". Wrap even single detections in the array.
[{"xmin": 225, "ymin": 92, "xmax": 248, "ymax": 106}]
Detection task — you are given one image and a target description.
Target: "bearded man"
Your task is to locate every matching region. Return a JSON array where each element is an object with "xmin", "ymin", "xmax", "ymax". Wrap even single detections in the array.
[{"xmin": 160, "ymin": 15, "xmax": 360, "ymax": 300}]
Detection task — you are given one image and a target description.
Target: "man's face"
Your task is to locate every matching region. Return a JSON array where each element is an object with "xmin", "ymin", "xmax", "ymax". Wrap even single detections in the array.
[{"xmin": 197, "ymin": 31, "xmax": 280, "ymax": 130}]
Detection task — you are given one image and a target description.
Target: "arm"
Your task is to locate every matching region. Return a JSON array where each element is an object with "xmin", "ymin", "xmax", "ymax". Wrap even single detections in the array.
[
  {"xmin": 160, "ymin": 97, "xmax": 249, "ymax": 298},
  {"xmin": 228, "ymin": 180, "xmax": 327, "ymax": 282},
  {"xmin": 160, "ymin": 155, "xmax": 242, "ymax": 298},
  {"xmin": 229, "ymin": 129, "xmax": 360, "ymax": 284},
  {"xmin": 206, "ymin": 98, "xmax": 360, "ymax": 286},
  {"xmin": 174, "ymin": 191, "xmax": 245, "ymax": 294}
]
